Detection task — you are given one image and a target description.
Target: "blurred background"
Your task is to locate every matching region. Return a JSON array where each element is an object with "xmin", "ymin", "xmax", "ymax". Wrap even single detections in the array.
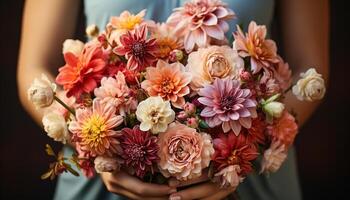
[{"xmin": 0, "ymin": 0, "xmax": 348, "ymax": 199}]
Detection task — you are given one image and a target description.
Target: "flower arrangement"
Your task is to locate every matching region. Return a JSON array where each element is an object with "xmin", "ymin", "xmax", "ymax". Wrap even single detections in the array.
[{"xmin": 28, "ymin": 0, "xmax": 326, "ymax": 190}]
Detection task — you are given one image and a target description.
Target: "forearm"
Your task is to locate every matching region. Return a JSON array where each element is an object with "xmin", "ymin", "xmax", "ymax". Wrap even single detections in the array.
[
  {"xmin": 279, "ymin": 0, "xmax": 329, "ymax": 126},
  {"xmin": 17, "ymin": 0, "xmax": 80, "ymax": 125}
]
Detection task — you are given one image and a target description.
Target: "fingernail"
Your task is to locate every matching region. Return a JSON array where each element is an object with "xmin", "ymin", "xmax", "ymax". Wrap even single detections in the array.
[{"xmin": 169, "ymin": 195, "xmax": 181, "ymax": 200}]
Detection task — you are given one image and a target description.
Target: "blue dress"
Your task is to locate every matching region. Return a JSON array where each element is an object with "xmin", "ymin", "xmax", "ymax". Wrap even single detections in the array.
[{"xmin": 54, "ymin": 1, "xmax": 302, "ymax": 199}]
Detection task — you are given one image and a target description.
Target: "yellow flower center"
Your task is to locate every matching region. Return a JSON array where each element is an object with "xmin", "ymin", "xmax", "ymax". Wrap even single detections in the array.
[
  {"xmin": 117, "ymin": 16, "xmax": 143, "ymax": 30},
  {"xmin": 82, "ymin": 115, "xmax": 107, "ymax": 146},
  {"xmin": 227, "ymin": 149, "xmax": 240, "ymax": 165}
]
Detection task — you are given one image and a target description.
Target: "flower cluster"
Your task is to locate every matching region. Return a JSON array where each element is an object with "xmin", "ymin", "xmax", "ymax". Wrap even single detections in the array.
[{"xmin": 28, "ymin": 0, "xmax": 325, "ymax": 191}]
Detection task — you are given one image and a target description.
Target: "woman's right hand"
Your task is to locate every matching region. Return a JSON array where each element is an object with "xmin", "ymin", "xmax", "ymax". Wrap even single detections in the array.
[{"xmin": 100, "ymin": 171, "xmax": 176, "ymax": 200}]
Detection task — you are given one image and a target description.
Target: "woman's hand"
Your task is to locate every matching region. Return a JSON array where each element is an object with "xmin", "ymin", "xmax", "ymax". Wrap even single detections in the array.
[
  {"xmin": 168, "ymin": 173, "xmax": 236, "ymax": 200},
  {"xmin": 100, "ymin": 171, "xmax": 176, "ymax": 200}
]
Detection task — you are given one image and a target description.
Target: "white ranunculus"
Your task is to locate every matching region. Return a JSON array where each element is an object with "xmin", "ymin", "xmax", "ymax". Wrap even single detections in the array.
[
  {"xmin": 27, "ymin": 74, "xmax": 56, "ymax": 109},
  {"xmin": 263, "ymin": 101, "xmax": 285, "ymax": 118},
  {"xmin": 62, "ymin": 39, "xmax": 84, "ymax": 56},
  {"xmin": 94, "ymin": 156, "xmax": 119, "ymax": 173},
  {"xmin": 42, "ymin": 112, "xmax": 69, "ymax": 143},
  {"xmin": 292, "ymin": 68, "xmax": 326, "ymax": 101},
  {"xmin": 136, "ymin": 96, "xmax": 175, "ymax": 134}
]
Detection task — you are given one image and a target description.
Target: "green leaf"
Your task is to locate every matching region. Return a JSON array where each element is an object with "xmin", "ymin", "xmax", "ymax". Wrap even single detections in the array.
[
  {"xmin": 45, "ymin": 144, "xmax": 56, "ymax": 157},
  {"xmin": 199, "ymin": 120, "xmax": 209, "ymax": 129}
]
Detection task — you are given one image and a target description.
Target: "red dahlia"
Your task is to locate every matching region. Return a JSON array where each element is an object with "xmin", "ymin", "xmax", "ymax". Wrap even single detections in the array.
[
  {"xmin": 113, "ymin": 25, "xmax": 157, "ymax": 71},
  {"xmin": 212, "ymin": 133, "xmax": 258, "ymax": 176},
  {"xmin": 119, "ymin": 126, "xmax": 159, "ymax": 178}
]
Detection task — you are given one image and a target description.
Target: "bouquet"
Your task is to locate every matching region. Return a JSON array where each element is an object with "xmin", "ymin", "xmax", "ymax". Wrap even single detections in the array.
[{"xmin": 28, "ymin": 0, "xmax": 326, "ymax": 190}]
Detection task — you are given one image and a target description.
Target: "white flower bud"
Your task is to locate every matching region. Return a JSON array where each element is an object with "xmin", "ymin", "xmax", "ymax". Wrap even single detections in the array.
[
  {"xmin": 27, "ymin": 74, "xmax": 56, "ymax": 109},
  {"xmin": 62, "ymin": 39, "xmax": 84, "ymax": 56},
  {"xmin": 42, "ymin": 112, "xmax": 69, "ymax": 144},
  {"xmin": 292, "ymin": 68, "xmax": 326, "ymax": 101},
  {"xmin": 94, "ymin": 156, "xmax": 119, "ymax": 173},
  {"xmin": 86, "ymin": 24, "xmax": 99, "ymax": 38},
  {"xmin": 263, "ymin": 101, "xmax": 285, "ymax": 118}
]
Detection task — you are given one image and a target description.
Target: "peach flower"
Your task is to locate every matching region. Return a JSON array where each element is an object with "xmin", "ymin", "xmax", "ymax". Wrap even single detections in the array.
[
  {"xmin": 141, "ymin": 60, "xmax": 192, "ymax": 108},
  {"xmin": 186, "ymin": 45, "xmax": 244, "ymax": 91},
  {"xmin": 260, "ymin": 140, "xmax": 287, "ymax": 174},
  {"xmin": 214, "ymin": 165, "xmax": 243, "ymax": 188},
  {"xmin": 267, "ymin": 111, "xmax": 298, "ymax": 147},
  {"xmin": 149, "ymin": 23, "xmax": 183, "ymax": 59},
  {"xmin": 94, "ymin": 72, "xmax": 137, "ymax": 116},
  {"xmin": 233, "ymin": 21, "xmax": 279, "ymax": 74},
  {"xmin": 69, "ymin": 99, "xmax": 124, "ymax": 157},
  {"xmin": 158, "ymin": 123, "xmax": 214, "ymax": 181}
]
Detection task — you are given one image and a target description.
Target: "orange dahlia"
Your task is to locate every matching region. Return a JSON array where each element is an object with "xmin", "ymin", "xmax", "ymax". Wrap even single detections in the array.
[
  {"xmin": 69, "ymin": 99, "xmax": 124, "ymax": 157},
  {"xmin": 141, "ymin": 60, "xmax": 192, "ymax": 108}
]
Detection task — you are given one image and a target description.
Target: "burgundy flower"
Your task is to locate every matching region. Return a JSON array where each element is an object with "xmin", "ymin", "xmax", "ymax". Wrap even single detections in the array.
[
  {"xmin": 212, "ymin": 133, "xmax": 258, "ymax": 176},
  {"xmin": 243, "ymin": 117, "xmax": 266, "ymax": 145},
  {"xmin": 113, "ymin": 25, "xmax": 157, "ymax": 71},
  {"xmin": 119, "ymin": 126, "xmax": 159, "ymax": 178}
]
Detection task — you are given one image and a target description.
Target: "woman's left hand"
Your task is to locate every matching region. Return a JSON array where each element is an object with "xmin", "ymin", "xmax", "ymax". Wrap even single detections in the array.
[{"xmin": 168, "ymin": 173, "xmax": 236, "ymax": 200}]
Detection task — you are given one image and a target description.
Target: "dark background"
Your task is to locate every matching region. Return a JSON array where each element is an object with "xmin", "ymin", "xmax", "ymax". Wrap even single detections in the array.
[{"xmin": 0, "ymin": 0, "xmax": 348, "ymax": 199}]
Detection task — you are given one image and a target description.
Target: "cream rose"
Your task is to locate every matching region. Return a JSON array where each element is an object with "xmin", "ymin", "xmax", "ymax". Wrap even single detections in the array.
[
  {"xmin": 292, "ymin": 68, "xmax": 326, "ymax": 101},
  {"xmin": 136, "ymin": 96, "xmax": 175, "ymax": 134},
  {"xmin": 27, "ymin": 74, "xmax": 56, "ymax": 109},
  {"xmin": 158, "ymin": 123, "xmax": 214, "ymax": 181},
  {"xmin": 263, "ymin": 101, "xmax": 285, "ymax": 118},
  {"xmin": 62, "ymin": 39, "xmax": 85, "ymax": 56},
  {"xmin": 186, "ymin": 45, "xmax": 244, "ymax": 91},
  {"xmin": 94, "ymin": 156, "xmax": 119, "ymax": 173},
  {"xmin": 42, "ymin": 112, "xmax": 69, "ymax": 143}
]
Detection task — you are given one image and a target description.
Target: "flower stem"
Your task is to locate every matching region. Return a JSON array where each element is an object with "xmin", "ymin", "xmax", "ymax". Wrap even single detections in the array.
[{"xmin": 54, "ymin": 96, "xmax": 75, "ymax": 115}]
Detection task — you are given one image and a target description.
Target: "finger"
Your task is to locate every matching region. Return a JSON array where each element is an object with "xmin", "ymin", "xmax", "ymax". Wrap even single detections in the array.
[
  {"xmin": 169, "ymin": 182, "xmax": 221, "ymax": 200},
  {"xmin": 201, "ymin": 187, "xmax": 236, "ymax": 200},
  {"xmin": 108, "ymin": 183, "xmax": 168, "ymax": 200},
  {"xmin": 169, "ymin": 169, "xmax": 209, "ymax": 187},
  {"xmin": 111, "ymin": 171, "xmax": 176, "ymax": 197}
]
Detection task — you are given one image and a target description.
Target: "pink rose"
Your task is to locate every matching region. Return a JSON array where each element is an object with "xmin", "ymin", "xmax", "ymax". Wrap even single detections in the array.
[{"xmin": 158, "ymin": 123, "xmax": 214, "ymax": 181}]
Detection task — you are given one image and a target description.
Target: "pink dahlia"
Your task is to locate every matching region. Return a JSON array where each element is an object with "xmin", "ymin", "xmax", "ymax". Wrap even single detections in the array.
[
  {"xmin": 113, "ymin": 25, "xmax": 157, "ymax": 71},
  {"xmin": 212, "ymin": 133, "xmax": 258, "ymax": 176},
  {"xmin": 56, "ymin": 43, "xmax": 107, "ymax": 98},
  {"xmin": 233, "ymin": 21, "xmax": 279, "ymax": 74},
  {"xmin": 94, "ymin": 72, "xmax": 137, "ymax": 116},
  {"xmin": 198, "ymin": 78, "xmax": 257, "ymax": 135},
  {"xmin": 119, "ymin": 126, "xmax": 159, "ymax": 178},
  {"xmin": 167, "ymin": 0, "xmax": 235, "ymax": 52},
  {"xmin": 69, "ymin": 99, "xmax": 124, "ymax": 157}
]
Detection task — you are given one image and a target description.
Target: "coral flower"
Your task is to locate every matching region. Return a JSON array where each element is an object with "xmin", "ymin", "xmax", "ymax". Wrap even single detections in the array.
[
  {"xmin": 243, "ymin": 117, "xmax": 266, "ymax": 145},
  {"xmin": 273, "ymin": 56, "xmax": 292, "ymax": 91},
  {"xmin": 149, "ymin": 23, "xmax": 183, "ymax": 59},
  {"xmin": 198, "ymin": 78, "xmax": 257, "ymax": 135},
  {"xmin": 267, "ymin": 111, "xmax": 298, "ymax": 147},
  {"xmin": 94, "ymin": 72, "xmax": 137, "ymax": 116},
  {"xmin": 167, "ymin": 0, "xmax": 235, "ymax": 52},
  {"xmin": 69, "ymin": 99, "xmax": 124, "ymax": 157},
  {"xmin": 113, "ymin": 25, "xmax": 157, "ymax": 71},
  {"xmin": 119, "ymin": 126, "xmax": 159, "ymax": 178},
  {"xmin": 233, "ymin": 21, "xmax": 279, "ymax": 74},
  {"xmin": 141, "ymin": 60, "xmax": 192, "ymax": 108},
  {"xmin": 56, "ymin": 44, "xmax": 106, "ymax": 98},
  {"xmin": 158, "ymin": 122, "xmax": 214, "ymax": 181},
  {"xmin": 186, "ymin": 45, "xmax": 244, "ymax": 91},
  {"xmin": 212, "ymin": 133, "xmax": 258, "ymax": 176}
]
